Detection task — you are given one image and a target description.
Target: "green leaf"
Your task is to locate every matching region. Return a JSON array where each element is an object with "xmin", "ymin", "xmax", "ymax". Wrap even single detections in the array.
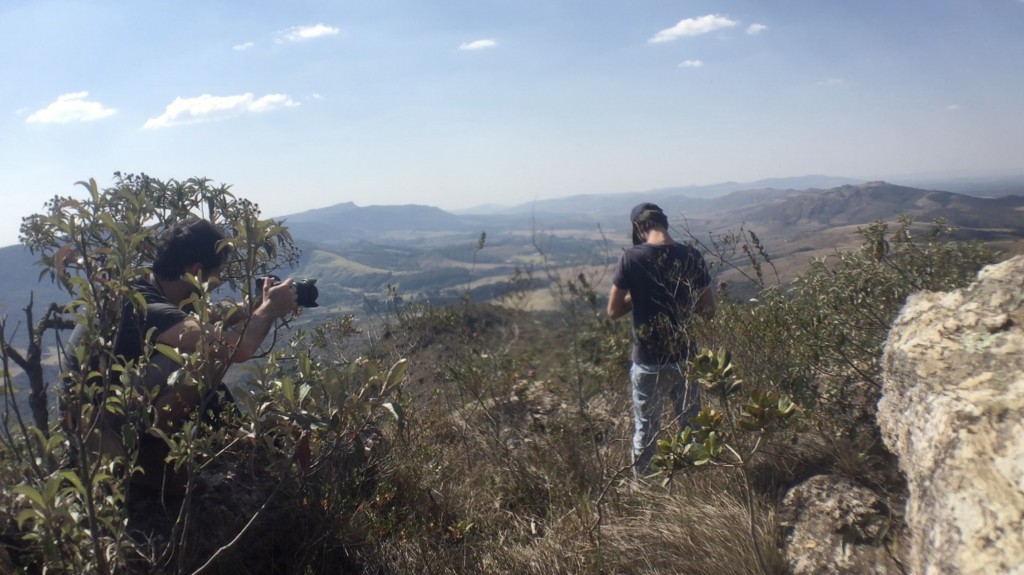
[
  {"xmin": 383, "ymin": 358, "xmax": 409, "ymax": 394},
  {"xmin": 58, "ymin": 470, "xmax": 87, "ymax": 495},
  {"xmin": 724, "ymin": 379, "xmax": 743, "ymax": 396},
  {"xmin": 776, "ymin": 395, "xmax": 797, "ymax": 418},
  {"xmin": 12, "ymin": 485, "xmax": 46, "ymax": 508},
  {"xmin": 705, "ymin": 432, "xmax": 721, "ymax": 458},
  {"xmin": 16, "ymin": 509, "xmax": 39, "ymax": 530},
  {"xmin": 382, "ymin": 401, "xmax": 406, "ymax": 431}
]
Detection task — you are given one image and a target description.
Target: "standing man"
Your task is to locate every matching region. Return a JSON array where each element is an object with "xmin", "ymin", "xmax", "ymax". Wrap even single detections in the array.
[{"xmin": 607, "ymin": 203, "xmax": 715, "ymax": 474}]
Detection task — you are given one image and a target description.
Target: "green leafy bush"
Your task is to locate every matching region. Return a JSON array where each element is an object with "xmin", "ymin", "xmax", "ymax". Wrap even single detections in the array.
[
  {"xmin": 1, "ymin": 174, "xmax": 404, "ymax": 573},
  {"xmin": 699, "ymin": 217, "xmax": 996, "ymax": 424}
]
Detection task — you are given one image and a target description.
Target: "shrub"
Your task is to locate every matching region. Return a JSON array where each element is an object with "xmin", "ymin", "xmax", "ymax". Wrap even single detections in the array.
[
  {"xmin": 699, "ymin": 217, "xmax": 996, "ymax": 424},
  {"xmin": 2, "ymin": 174, "xmax": 403, "ymax": 573}
]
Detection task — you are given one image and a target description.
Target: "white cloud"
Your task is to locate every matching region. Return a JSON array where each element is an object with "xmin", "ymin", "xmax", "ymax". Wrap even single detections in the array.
[
  {"xmin": 946, "ymin": 104, "xmax": 961, "ymax": 112},
  {"xmin": 233, "ymin": 41, "xmax": 255, "ymax": 51},
  {"xmin": 143, "ymin": 93, "xmax": 299, "ymax": 129},
  {"xmin": 276, "ymin": 23, "xmax": 339, "ymax": 43},
  {"xmin": 818, "ymin": 78, "xmax": 843, "ymax": 86},
  {"xmin": 746, "ymin": 23, "xmax": 768, "ymax": 35},
  {"xmin": 26, "ymin": 92, "xmax": 117, "ymax": 124},
  {"xmin": 679, "ymin": 60, "xmax": 704, "ymax": 68},
  {"xmin": 459, "ymin": 39, "xmax": 497, "ymax": 50},
  {"xmin": 649, "ymin": 14, "xmax": 738, "ymax": 43}
]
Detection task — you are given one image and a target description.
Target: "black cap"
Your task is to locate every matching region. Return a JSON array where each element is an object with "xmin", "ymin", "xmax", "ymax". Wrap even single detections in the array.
[
  {"xmin": 630, "ymin": 202, "xmax": 664, "ymax": 245},
  {"xmin": 630, "ymin": 202, "xmax": 663, "ymax": 223}
]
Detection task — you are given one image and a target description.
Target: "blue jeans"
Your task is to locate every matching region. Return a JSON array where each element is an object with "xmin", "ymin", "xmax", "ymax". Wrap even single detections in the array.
[{"xmin": 630, "ymin": 362, "xmax": 701, "ymax": 474}]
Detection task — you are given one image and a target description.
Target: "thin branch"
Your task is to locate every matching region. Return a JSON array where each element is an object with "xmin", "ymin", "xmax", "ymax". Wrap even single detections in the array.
[{"xmin": 189, "ymin": 480, "xmax": 285, "ymax": 575}]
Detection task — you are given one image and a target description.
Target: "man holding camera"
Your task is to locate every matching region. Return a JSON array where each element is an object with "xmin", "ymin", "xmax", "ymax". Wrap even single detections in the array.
[
  {"xmin": 115, "ymin": 218, "xmax": 298, "ymax": 489},
  {"xmin": 607, "ymin": 203, "xmax": 715, "ymax": 475}
]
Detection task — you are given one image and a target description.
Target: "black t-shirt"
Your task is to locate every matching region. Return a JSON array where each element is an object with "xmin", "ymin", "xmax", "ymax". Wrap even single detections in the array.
[
  {"xmin": 114, "ymin": 278, "xmax": 190, "ymax": 362},
  {"xmin": 612, "ymin": 243, "xmax": 711, "ymax": 365}
]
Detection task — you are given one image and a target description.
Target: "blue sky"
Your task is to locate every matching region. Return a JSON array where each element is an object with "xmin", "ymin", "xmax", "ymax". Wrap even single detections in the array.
[{"xmin": 2, "ymin": 0, "xmax": 1023, "ymax": 247}]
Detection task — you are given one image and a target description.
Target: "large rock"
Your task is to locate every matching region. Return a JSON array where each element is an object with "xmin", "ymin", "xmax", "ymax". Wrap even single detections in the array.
[
  {"xmin": 879, "ymin": 255, "xmax": 1024, "ymax": 575},
  {"xmin": 780, "ymin": 474, "xmax": 902, "ymax": 575}
]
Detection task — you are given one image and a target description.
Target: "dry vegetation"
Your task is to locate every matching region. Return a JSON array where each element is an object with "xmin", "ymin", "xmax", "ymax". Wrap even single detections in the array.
[
  {"xmin": 335, "ymin": 297, "xmax": 791, "ymax": 575},
  {"xmin": 0, "ymin": 174, "xmax": 1014, "ymax": 574}
]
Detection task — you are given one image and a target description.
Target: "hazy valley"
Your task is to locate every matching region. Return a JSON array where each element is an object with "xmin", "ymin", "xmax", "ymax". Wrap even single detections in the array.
[
  {"xmin": 3, "ymin": 174, "xmax": 1023, "ymax": 330},
  {"xmin": 272, "ymin": 176, "xmax": 1024, "ymax": 315}
]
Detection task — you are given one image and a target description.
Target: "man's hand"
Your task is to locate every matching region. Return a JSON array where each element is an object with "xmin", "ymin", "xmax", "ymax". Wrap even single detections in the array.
[
  {"xmin": 258, "ymin": 277, "xmax": 299, "ymax": 320},
  {"xmin": 607, "ymin": 284, "xmax": 633, "ymax": 319}
]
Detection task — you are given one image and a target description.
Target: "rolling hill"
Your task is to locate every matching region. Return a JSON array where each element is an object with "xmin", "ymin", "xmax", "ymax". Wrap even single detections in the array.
[
  {"xmin": 1, "ymin": 177, "xmax": 1022, "ymax": 418},
  {"xmin": 722, "ymin": 181, "xmax": 1024, "ymax": 230},
  {"xmin": 2, "ymin": 178, "xmax": 1021, "ymax": 321}
]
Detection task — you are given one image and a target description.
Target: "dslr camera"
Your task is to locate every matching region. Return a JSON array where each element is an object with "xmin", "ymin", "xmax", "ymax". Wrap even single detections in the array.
[{"xmin": 257, "ymin": 275, "xmax": 320, "ymax": 308}]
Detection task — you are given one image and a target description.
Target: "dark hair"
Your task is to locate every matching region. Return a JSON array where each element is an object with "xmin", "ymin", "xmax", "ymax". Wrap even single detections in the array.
[
  {"xmin": 631, "ymin": 209, "xmax": 669, "ymax": 245},
  {"xmin": 152, "ymin": 218, "xmax": 231, "ymax": 280}
]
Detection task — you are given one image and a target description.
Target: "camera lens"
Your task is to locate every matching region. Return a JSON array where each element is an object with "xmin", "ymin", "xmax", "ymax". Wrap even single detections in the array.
[
  {"xmin": 294, "ymin": 279, "xmax": 319, "ymax": 308},
  {"xmin": 256, "ymin": 275, "xmax": 319, "ymax": 308}
]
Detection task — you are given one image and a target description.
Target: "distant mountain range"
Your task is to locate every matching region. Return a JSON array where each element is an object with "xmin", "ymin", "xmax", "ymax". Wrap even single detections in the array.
[
  {"xmin": 275, "ymin": 175, "xmax": 1024, "ymax": 246},
  {"xmin": 282, "ymin": 201, "xmax": 474, "ymax": 239},
  {"xmin": 703, "ymin": 181, "xmax": 1024, "ymax": 231},
  {"xmin": 2, "ymin": 175, "xmax": 1022, "ymax": 415},
  {"xmin": 3, "ymin": 175, "xmax": 1023, "ymax": 321},
  {"xmin": 453, "ymin": 175, "xmax": 866, "ymax": 216}
]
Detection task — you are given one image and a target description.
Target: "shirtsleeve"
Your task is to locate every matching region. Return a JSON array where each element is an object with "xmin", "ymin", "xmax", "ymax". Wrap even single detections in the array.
[
  {"xmin": 612, "ymin": 252, "xmax": 630, "ymax": 289},
  {"xmin": 144, "ymin": 302, "xmax": 190, "ymax": 338},
  {"xmin": 692, "ymin": 250, "xmax": 711, "ymax": 290}
]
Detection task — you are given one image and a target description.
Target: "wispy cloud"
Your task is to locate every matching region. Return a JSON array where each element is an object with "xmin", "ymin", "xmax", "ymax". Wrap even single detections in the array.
[
  {"xmin": 946, "ymin": 104, "xmax": 961, "ymax": 112},
  {"xmin": 459, "ymin": 39, "xmax": 497, "ymax": 51},
  {"xmin": 679, "ymin": 60, "xmax": 704, "ymax": 68},
  {"xmin": 143, "ymin": 93, "xmax": 299, "ymax": 129},
  {"xmin": 746, "ymin": 23, "xmax": 768, "ymax": 35},
  {"xmin": 649, "ymin": 14, "xmax": 738, "ymax": 43},
  {"xmin": 26, "ymin": 92, "xmax": 117, "ymax": 124},
  {"xmin": 233, "ymin": 41, "xmax": 255, "ymax": 51},
  {"xmin": 275, "ymin": 23, "xmax": 339, "ymax": 44},
  {"xmin": 818, "ymin": 78, "xmax": 843, "ymax": 86}
]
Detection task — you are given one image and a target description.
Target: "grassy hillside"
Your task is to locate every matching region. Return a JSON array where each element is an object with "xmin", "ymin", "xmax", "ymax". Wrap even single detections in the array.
[{"xmin": 0, "ymin": 183, "xmax": 1016, "ymax": 573}]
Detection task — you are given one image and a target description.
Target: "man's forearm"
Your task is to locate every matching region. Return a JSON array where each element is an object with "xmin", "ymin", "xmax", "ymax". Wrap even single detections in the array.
[
  {"xmin": 608, "ymin": 299, "xmax": 632, "ymax": 319},
  {"xmin": 231, "ymin": 309, "xmax": 278, "ymax": 362},
  {"xmin": 607, "ymin": 285, "xmax": 633, "ymax": 318}
]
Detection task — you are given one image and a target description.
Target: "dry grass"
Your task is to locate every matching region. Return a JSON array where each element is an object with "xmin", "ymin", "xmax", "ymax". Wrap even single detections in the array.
[
  {"xmin": 597, "ymin": 485, "xmax": 787, "ymax": 575},
  {"xmin": 353, "ymin": 449, "xmax": 789, "ymax": 575},
  {"xmin": 338, "ymin": 334, "xmax": 790, "ymax": 575}
]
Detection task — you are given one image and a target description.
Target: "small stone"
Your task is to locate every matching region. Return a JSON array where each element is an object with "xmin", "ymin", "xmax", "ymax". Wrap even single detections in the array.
[{"xmin": 979, "ymin": 313, "xmax": 1011, "ymax": 333}]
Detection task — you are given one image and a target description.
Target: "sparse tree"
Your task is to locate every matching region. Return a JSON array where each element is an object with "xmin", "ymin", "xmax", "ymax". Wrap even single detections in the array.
[{"xmin": 1, "ymin": 297, "xmax": 76, "ymax": 431}]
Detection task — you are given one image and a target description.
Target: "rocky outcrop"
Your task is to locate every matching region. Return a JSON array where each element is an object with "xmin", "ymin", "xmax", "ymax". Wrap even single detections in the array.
[
  {"xmin": 878, "ymin": 255, "xmax": 1024, "ymax": 575},
  {"xmin": 780, "ymin": 474, "xmax": 902, "ymax": 575}
]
